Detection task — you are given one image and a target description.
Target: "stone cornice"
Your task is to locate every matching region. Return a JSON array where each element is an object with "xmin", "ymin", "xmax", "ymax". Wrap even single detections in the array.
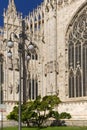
[{"xmin": 62, "ymin": 97, "xmax": 87, "ymax": 103}]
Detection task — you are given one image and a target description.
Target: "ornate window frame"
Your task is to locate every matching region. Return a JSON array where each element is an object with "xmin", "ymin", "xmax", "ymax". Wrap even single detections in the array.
[{"xmin": 65, "ymin": 3, "xmax": 87, "ymax": 98}]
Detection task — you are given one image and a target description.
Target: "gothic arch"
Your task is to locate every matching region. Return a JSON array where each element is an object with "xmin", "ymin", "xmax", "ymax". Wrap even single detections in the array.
[
  {"xmin": 66, "ymin": 2, "xmax": 87, "ymax": 98},
  {"xmin": 66, "ymin": 1, "xmax": 87, "ymax": 36}
]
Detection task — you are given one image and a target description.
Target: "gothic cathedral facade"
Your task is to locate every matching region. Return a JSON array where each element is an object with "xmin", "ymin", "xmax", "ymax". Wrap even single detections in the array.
[{"xmin": 0, "ymin": 0, "xmax": 87, "ymax": 120}]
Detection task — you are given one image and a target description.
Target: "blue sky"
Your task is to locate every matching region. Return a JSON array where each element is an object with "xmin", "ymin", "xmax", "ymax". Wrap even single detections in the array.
[{"xmin": 0, "ymin": 0, "xmax": 43, "ymax": 27}]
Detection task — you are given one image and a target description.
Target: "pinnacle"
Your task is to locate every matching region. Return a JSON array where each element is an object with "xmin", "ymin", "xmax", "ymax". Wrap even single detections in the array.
[{"xmin": 9, "ymin": 0, "xmax": 15, "ymax": 6}]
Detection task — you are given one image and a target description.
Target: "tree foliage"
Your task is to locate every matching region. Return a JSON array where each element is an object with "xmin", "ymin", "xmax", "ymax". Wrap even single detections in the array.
[
  {"xmin": 7, "ymin": 106, "xmax": 18, "ymax": 121},
  {"xmin": 59, "ymin": 112, "xmax": 71, "ymax": 119},
  {"xmin": 7, "ymin": 95, "xmax": 71, "ymax": 127}
]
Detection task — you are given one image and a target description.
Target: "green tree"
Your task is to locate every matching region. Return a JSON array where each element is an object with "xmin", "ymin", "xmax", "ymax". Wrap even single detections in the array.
[
  {"xmin": 31, "ymin": 95, "xmax": 61, "ymax": 127},
  {"xmin": 7, "ymin": 106, "xmax": 18, "ymax": 121},
  {"xmin": 7, "ymin": 95, "xmax": 71, "ymax": 127}
]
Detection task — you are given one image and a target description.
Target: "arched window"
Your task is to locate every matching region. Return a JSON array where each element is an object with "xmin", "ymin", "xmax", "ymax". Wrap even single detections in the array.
[{"xmin": 67, "ymin": 4, "xmax": 87, "ymax": 98}]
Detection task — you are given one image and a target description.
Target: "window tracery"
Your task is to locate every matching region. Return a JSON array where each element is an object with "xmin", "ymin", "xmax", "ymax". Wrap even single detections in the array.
[
  {"xmin": 83, "ymin": 42, "xmax": 87, "ymax": 96},
  {"xmin": 67, "ymin": 6, "xmax": 87, "ymax": 98}
]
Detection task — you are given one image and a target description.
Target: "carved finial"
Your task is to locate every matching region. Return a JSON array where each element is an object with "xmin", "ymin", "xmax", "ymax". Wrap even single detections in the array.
[{"xmin": 9, "ymin": 0, "xmax": 14, "ymax": 4}]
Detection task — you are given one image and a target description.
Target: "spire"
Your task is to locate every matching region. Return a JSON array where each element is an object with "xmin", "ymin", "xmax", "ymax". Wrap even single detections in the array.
[
  {"xmin": 7, "ymin": 0, "xmax": 16, "ymax": 14},
  {"xmin": 8, "ymin": 0, "xmax": 15, "ymax": 8}
]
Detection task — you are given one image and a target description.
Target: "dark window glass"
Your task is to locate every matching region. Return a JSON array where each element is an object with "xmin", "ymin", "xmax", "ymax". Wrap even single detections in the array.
[{"xmin": 69, "ymin": 70, "xmax": 74, "ymax": 98}]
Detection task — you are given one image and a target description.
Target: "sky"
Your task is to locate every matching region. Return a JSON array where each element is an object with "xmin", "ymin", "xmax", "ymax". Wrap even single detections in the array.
[{"xmin": 0, "ymin": 0, "xmax": 43, "ymax": 27}]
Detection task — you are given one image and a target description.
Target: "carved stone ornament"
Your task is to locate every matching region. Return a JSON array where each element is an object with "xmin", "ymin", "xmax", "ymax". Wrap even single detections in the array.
[
  {"xmin": 44, "ymin": 61, "xmax": 58, "ymax": 76},
  {"xmin": 9, "ymin": 84, "xmax": 13, "ymax": 94}
]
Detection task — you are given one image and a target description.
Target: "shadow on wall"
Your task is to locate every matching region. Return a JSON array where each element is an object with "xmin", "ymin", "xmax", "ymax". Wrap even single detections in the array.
[{"xmin": 50, "ymin": 120, "xmax": 67, "ymax": 126}]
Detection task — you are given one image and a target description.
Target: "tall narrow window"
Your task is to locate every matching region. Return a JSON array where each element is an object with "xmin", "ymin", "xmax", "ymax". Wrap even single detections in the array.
[
  {"xmin": 75, "ymin": 41, "xmax": 81, "ymax": 67},
  {"xmin": 38, "ymin": 14, "xmax": 41, "ymax": 20},
  {"xmin": 69, "ymin": 70, "xmax": 74, "ymax": 98},
  {"xmin": 34, "ymin": 16, "xmax": 37, "ymax": 22},
  {"xmin": 83, "ymin": 42, "xmax": 87, "ymax": 96},
  {"xmin": 29, "ymin": 80, "xmax": 31, "ymax": 99},
  {"xmin": 31, "ymin": 53, "xmax": 38, "ymax": 60},
  {"xmin": 76, "ymin": 69, "xmax": 82, "ymax": 97},
  {"xmin": 32, "ymin": 79, "xmax": 34, "ymax": 99},
  {"xmin": 36, "ymin": 81, "xmax": 38, "ymax": 98},
  {"xmin": 68, "ymin": 41, "xmax": 74, "ymax": 68},
  {"xmin": 30, "ymin": 19, "xmax": 33, "ymax": 32},
  {"xmin": 34, "ymin": 23, "xmax": 37, "ymax": 31},
  {"xmin": 29, "ymin": 78, "xmax": 38, "ymax": 100}
]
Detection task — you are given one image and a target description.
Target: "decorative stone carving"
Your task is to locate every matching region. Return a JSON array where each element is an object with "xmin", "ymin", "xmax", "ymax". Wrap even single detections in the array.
[
  {"xmin": 44, "ymin": 60, "xmax": 58, "ymax": 76},
  {"xmin": 58, "ymin": 0, "xmax": 63, "ymax": 6},
  {"xmin": 9, "ymin": 83, "xmax": 13, "ymax": 94},
  {"xmin": 45, "ymin": 0, "xmax": 57, "ymax": 12},
  {"xmin": 16, "ymin": 84, "xmax": 19, "ymax": 93},
  {"xmin": 58, "ymin": 0, "xmax": 78, "ymax": 9},
  {"xmin": 8, "ymin": 58, "xmax": 13, "ymax": 70},
  {"xmin": 14, "ymin": 58, "xmax": 19, "ymax": 71}
]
